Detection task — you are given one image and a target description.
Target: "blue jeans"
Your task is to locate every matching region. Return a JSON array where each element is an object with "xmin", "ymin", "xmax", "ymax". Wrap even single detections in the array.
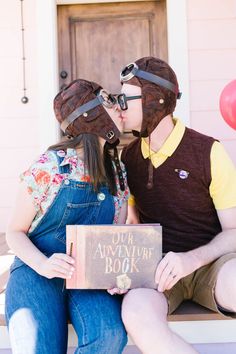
[
  {"xmin": 6, "ymin": 265, "xmax": 126, "ymax": 354},
  {"xmin": 5, "ymin": 151, "xmax": 127, "ymax": 353}
]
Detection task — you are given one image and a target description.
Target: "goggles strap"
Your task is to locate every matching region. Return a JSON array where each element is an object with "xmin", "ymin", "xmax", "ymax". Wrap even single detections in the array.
[
  {"xmin": 126, "ymin": 95, "xmax": 142, "ymax": 101},
  {"xmin": 61, "ymin": 97, "xmax": 101, "ymax": 133},
  {"xmin": 136, "ymin": 69, "xmax": 178, "ymax": 95}
]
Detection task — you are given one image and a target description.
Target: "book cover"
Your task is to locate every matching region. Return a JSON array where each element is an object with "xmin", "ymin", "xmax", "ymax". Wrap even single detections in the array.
[{"xmin": 66, "ymin": 224, "xmax": 162, "ymax": 290}]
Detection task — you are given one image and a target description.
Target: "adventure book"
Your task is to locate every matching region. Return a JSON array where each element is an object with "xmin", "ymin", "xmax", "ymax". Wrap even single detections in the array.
[{"xmin": 66, "ymin": 224, "xmax": 162, "ymax": 290}]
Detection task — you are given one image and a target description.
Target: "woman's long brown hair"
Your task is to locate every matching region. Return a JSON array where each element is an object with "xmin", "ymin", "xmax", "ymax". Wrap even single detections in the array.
[{"xmin": 48, "ymin": 134, "xmax": 117, "ymax": 194}]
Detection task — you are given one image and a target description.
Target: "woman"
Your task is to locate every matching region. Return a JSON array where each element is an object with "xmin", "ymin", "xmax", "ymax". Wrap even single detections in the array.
[{"xmin": 5, "ymin": 79, "xmax": 129, "ymax": 354}]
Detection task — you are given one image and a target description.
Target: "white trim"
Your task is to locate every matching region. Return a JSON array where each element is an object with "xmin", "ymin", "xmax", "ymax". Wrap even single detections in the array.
[
  {"xmin": 68, "ymin": 320, "xmax": 236, "ymax": 346},
  {"xmin": 37, "ymin": 0, "xmax": 190, "ymax": 147},
  {"xmin": 2, "ymin": 320, "xmax": 236, "ymax": 349},
  {"xmin": 36, "ymin": 0, "xmax": 60, "ymax": 151},
  {"xmin": 169, "ymin": 320, "xmax": 236, "ymax": 344},
  {"xmin": 167, "ymin": 0, "xmax": 190, "ymax": 126},
  {"xmin": 57, "ymin": 0, "xmax": 149, "ymax": 3}
]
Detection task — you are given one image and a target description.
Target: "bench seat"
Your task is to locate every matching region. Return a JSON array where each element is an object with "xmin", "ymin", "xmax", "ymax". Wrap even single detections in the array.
[
  {"xmin": 0, "ymin": 230, "xmax": 227, "ymax": 326},
  {"xmin": 1, "ymin": 232, "xmax": 236, "ymax": 349},
  {"xmin": 0, "ymin": 292, "xmax": 229, "ymax": 327}
]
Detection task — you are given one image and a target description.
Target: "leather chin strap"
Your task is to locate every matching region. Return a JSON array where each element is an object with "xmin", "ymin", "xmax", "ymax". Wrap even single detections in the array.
[
  {"xmin": 132, "ymin": 129, "xmax": 148, "ymax": 138},
  {"xmin": 105, "ymin": 141, "xmax": 125, "ymax": 192},
  {"xmin": 114, "ymin": 147, "xmax": 125, "ymax": 191}
]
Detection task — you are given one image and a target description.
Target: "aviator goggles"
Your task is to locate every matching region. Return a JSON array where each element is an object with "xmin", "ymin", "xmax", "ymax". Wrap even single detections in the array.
[
  {"xmin": 120, "ymin": 62, "xmax": 182, "ymax": 99},
  {"xmin": 60, "ymin": 89, "xmax": 117, "ymax": 133}
]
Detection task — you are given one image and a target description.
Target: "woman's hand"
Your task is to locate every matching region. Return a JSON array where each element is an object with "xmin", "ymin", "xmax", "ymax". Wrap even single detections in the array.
[{"xmin": 37, "ymin": 253, "xmax": 75, "ymax": 279}]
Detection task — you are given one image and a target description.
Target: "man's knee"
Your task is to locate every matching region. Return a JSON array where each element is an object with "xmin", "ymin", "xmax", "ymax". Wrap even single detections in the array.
[
  {"xmin": 215, "ymin": 258, "xmax": 236, "ymax": 312},
  {"xmin": 122, "ymin": 288, "xmax": 167, "ymax": 328}
]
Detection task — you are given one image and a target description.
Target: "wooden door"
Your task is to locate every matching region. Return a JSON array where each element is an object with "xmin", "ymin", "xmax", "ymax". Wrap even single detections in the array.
[{"xmin": 57, "ymin": 1, "xmax": 167, "ymax": 145}]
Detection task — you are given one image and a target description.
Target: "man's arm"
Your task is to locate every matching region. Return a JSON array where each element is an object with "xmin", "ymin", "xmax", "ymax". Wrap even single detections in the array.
[
  {"xmin": 155, "ymin": 207, "xmax": 236, "ymax": 292},
  {"xmin": 188, "ymin": 207, "xmax": 236, "ymax": 267},
  {"xmin": 156, "ymin": 142, "xmax": 236, "ymax": 292}
]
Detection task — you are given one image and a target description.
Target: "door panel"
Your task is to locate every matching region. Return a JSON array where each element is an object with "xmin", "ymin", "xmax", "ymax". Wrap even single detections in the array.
[
  {"xmin": 71, "ymin": 16, "xmax": 151, "ymax": 90},
  {"xmin": 57, "ymin": 1, "xmax": 167, "ymax": 145}
]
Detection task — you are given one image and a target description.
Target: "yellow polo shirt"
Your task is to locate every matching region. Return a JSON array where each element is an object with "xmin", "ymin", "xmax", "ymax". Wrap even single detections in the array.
[{"xmin": 129, "ymin": 119, "xmax": 236, "ymax": 210}]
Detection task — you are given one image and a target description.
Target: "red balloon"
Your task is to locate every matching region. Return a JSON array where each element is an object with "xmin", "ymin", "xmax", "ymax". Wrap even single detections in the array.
[{"xmin": 219, "ymin": 80, "xmax": 236, "ymax": 130}]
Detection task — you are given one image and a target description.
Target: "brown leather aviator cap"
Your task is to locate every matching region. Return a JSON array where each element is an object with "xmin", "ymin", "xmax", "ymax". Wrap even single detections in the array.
[
  {"xmin": 54, "ymin": 79, "xmax": 120, "ymax": 144},
  {"xmin": 120, "ymin": 57, "xmax": 181, "ymax": 137}
]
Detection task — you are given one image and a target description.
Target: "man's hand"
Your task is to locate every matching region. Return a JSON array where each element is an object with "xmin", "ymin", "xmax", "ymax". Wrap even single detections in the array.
[
  {"xmin": 155, "ymin": 251, "xmax": 200, "ymax": 292},
  {"xmin": 36, "ymin": 253, "xmax": 75, "ymax": 279},
  {"xmin": 107, "ymin": 288, "xmax": 128, "ymax": 295}
]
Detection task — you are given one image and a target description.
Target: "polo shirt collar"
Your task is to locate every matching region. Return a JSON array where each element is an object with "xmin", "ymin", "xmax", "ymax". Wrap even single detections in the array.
[{"xmin": 141, "ymin": 118, "xmax": 186, "ymax": 159}]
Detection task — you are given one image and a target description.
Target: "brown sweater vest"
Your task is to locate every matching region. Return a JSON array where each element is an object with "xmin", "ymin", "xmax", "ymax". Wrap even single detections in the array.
[{"xmin": 121, "ymin": 128, "xmax": 222, "ymax": 253}]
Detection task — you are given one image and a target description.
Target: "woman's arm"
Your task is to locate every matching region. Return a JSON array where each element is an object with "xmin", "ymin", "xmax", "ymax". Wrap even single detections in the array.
[
  {"xmin": 6, "ymin": 182, "xmax": 74, "ymax": 279},
  {"xmin": 117, "ymin": 201, "xmax": 128, "ymax": 224},
  {"xmin": 126, "ymin": 204, "xmax": 140, "ymax": 224}
]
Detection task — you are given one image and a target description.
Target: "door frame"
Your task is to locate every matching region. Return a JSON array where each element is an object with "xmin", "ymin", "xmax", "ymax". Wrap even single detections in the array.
[{"xmin": 36, "ymin": 0, "xmax": 190, "ymax": 150}]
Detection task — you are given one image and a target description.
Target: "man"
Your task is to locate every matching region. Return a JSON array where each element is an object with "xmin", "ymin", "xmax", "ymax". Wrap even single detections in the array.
[{"xmin": 119, "ymin": 57, "xmax": 236, "ymax": 354}]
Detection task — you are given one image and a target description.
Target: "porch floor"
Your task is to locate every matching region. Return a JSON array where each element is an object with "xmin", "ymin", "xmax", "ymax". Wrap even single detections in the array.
[{"xmin": 1, "ymin": 343, "xmax": 236, "ymax": 354}]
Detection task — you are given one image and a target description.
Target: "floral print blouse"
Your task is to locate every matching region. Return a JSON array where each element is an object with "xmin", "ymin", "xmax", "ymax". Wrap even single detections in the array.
[{"xmin": 21, "ymin": 149, "xmax": 130, "ymax": 232}]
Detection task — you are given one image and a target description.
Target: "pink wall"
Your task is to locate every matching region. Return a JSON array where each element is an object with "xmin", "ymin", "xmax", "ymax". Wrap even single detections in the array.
[
  {"xmin": 0, "ymin": 0, "xmax": 40, "ymax": 231},
  {"xmin": 0, "ymin": 0, "xmax": 236, "ymax": 232},
  {"xmin": 187, "ymin": 0, "xmax": 236, "ymax": 165}
]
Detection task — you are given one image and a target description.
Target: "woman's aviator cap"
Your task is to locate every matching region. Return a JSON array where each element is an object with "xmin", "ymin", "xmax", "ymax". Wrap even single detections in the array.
[
  {"xmin": 120, "ymin": 62, "xmax": 181, "ymax": 99},
  {"xmin": 61, "ymin": 89, "xmax": 117, "ymax": 133}
]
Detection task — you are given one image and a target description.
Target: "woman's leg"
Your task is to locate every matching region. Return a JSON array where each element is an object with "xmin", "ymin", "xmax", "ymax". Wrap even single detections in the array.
[
  {"xmin": 68, "ymin": 290, "xmax": 127, "ymax": 354},
  {"xmin": 5, "ymin": 265, "xmax": 68, "ymax": 354}
]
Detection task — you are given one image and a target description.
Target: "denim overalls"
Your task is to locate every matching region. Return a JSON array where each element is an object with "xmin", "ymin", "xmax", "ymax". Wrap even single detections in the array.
[{"xmin": 5, "ymin": 152, "xmax": 127, "ymax": 354}]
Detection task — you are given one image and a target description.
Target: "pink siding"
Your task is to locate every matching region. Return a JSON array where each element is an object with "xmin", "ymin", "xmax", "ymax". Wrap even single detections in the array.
[
  {"xmin": 188, "ymin": 0, "xmax": 236, "ymax": 19},
  {"xmin": 0, "ymin": 0, "xmax": 236, "ymax": 232},
  {"xmin": 187, "ymin": 0, "xmax": 236, "ymax": 164},
  {"xmin": 0, "ymin": 0, "xmax": 39, "ymax": 231}
]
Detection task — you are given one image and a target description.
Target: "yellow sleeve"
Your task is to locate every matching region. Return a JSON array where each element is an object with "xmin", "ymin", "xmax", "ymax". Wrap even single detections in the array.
[
  {"xmin": 128, "ymin": 194, "xmax": 136, "ymax": 206},
  {"xmin": 210, "ymin": 141, "xmax": 236, "ymax": 209}
]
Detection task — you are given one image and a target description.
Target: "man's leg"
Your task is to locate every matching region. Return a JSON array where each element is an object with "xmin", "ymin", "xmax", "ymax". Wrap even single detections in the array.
[
  {"xmin": 122, "ymin": 288, "xmax": 198, "ymax": 354},
  {"xmin": 215, "ymin": 258, "xmax": 236, "ymax": 312}
]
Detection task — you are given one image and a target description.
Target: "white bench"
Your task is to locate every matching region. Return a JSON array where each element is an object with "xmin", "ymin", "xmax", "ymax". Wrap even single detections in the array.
[
  {"xmin": 1, "ymin": 232, "xmax": 236, "ymax": 351},
  {"xmin": 2, "ymin": 292, "xmax": 236, "ymax": 350}
]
